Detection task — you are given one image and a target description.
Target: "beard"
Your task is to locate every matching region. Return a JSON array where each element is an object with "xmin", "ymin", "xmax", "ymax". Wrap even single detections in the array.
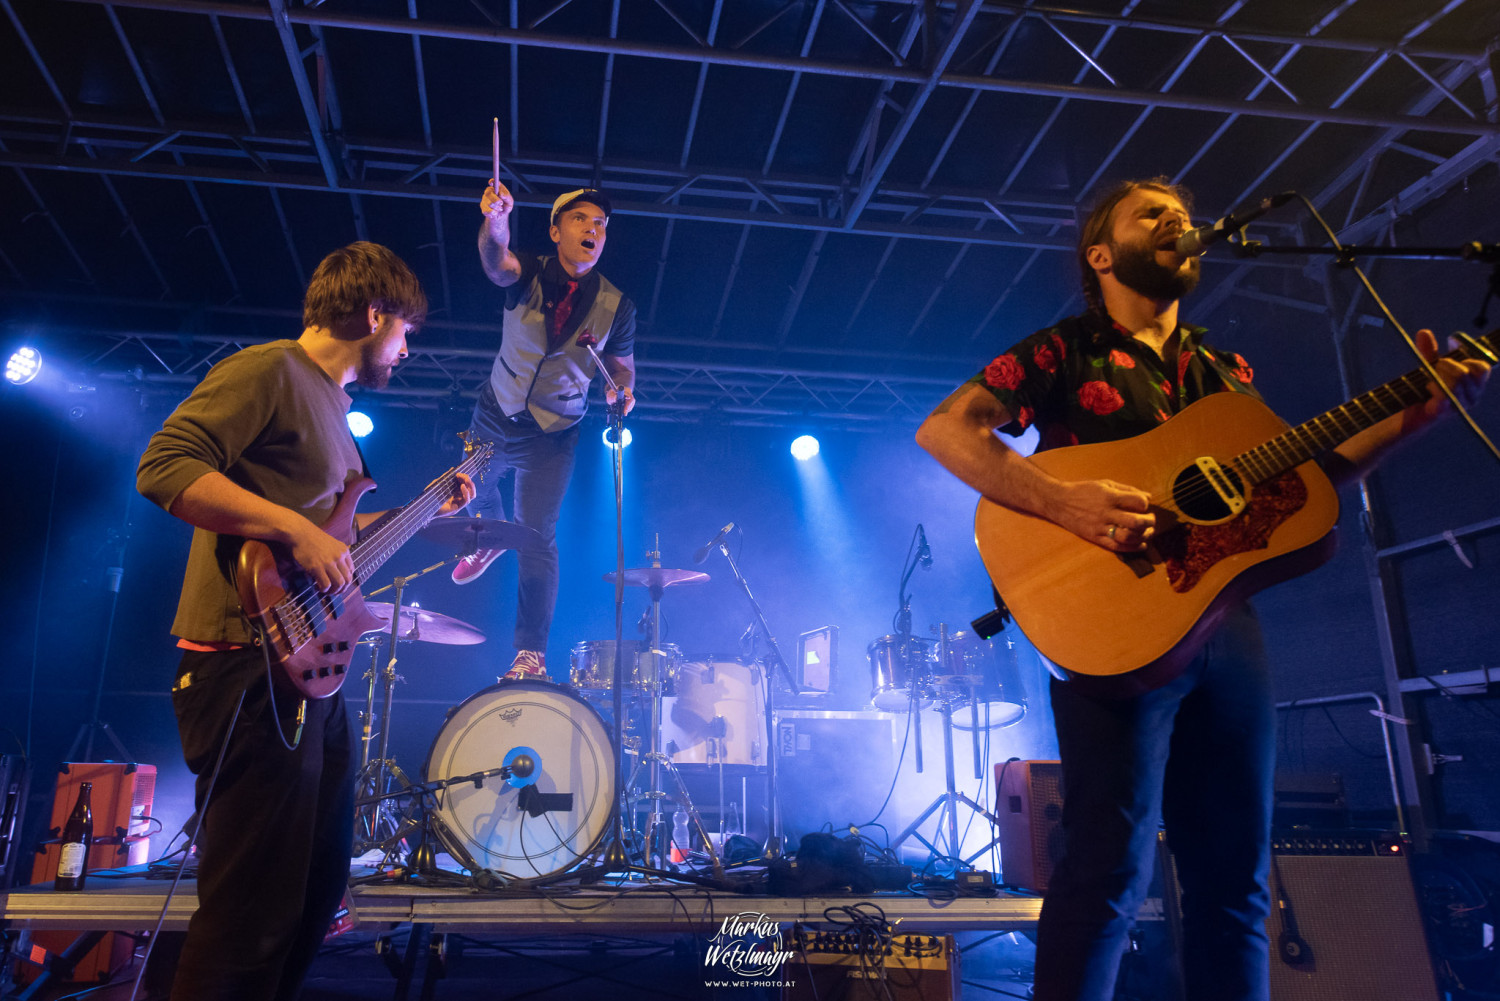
[
  {"xmin": 355, "ymin": 346, "xmax": 393, "ymax": 390},
  {"xmin": 1110, "ymin": 239, "xmax": 1201, "ymax": 303}
]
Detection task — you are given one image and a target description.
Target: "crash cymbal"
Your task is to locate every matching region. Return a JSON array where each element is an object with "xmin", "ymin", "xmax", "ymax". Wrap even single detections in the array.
[
  {"xmin": 418, "ymin": 517, "xmax": 543, "ymax": 553},
  {"xmin": 602, "ymin": 567, "xmax": 710, "ymax": 589},
  {"xmin": 363, "ymin": 602, "xmax": 485, "ymax": 645}
]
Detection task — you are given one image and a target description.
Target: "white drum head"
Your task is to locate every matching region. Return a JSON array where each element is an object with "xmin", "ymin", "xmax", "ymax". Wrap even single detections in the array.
[{"xmin": 424, "ymin": 681, "xmax": 614, "ymax": 879}]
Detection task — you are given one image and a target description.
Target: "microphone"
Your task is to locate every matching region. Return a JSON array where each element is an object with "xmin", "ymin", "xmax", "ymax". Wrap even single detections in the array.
[
  {"xmin": 1175, "ymin": 191, "xmax": 1296, "ymax": 257},
  {"xmin": 692, "ymin": 522, "xmax": 735, "ymax": 564},
  {"xmin": 916, "ymin": 524, "xmax": 933, "ymax": 570}
]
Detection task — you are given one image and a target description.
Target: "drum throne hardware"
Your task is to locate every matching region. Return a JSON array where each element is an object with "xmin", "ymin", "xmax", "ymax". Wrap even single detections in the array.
[
  {"xmin": 351, "ymin": 563, "xmax": 485, "ymax": 859},
  {"xmin": 603, "ymin": 549, "xmax": 724, "ymax": 878}
]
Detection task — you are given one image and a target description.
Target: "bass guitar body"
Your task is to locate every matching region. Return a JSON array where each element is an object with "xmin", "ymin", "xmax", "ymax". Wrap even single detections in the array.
[
  {"xmin": 975, "ymin": 392, "xmax": 1341, "ymax": 696},
  {"xmin": 236, "ymin": 477, "xmax": 384, "ymax": 699}
]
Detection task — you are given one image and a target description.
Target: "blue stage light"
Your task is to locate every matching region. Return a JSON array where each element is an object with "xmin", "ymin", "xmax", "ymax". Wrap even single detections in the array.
[
  {"xmin": 790, "ymin": 434, "xmax": 820, "ymax": 460},
  {"xmin": 5, "ymin": 347, "xmax": 42, "ymax": 386},
  {"xmin": 603, "ymin": 426, "xmax": 632, "ymax": 449},
  {"xmin": 347, "ymin": 411, "xmax": 374, "ymax": 438}
]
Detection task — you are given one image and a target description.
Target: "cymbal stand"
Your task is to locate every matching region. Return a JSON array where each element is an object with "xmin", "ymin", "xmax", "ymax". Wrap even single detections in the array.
[
  {"xmin": 890, "ymin": 623, "xmax": 1004, "ymax": 869},
  {"xmin": 622, "ymin": 543, "xmax": 725, "ymax": 878},
  {"xmin": 707, "ymin": 536, "xmax": 799, "ymax": 859},
  {"xmin": 352, "ymin": 560, "xmax": 451, "ymax": 855}
]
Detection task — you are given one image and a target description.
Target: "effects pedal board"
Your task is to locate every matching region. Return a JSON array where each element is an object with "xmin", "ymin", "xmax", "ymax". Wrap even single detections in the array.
[{"xmin": 782, "ymin": 929, "xmax": 959, "ymax": 1000}]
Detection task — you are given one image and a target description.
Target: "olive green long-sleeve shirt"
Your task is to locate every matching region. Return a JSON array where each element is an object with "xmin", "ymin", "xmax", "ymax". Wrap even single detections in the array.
[{"xmin": 137, "ymin": 340, "xmax": 362, "ymax": 644}]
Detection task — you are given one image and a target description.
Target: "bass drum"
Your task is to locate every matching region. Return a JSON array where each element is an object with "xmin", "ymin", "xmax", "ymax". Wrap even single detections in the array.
[{"xmin": 424, "ymin": 681, "xmax": 614, "ymax": 879}]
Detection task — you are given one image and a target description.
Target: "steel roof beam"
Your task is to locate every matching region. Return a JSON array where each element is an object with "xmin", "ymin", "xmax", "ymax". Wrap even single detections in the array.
[
  {"xmin": 59, "ymin": 0, "xmax": 1497, "ymax": 137},
  {"xmin": 266, "ymin": 0, "xmax": 340, "ymax": 187}
]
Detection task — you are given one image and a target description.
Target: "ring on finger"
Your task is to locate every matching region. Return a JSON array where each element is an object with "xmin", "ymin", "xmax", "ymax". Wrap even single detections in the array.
[{"xmin": 1106, "ymin": 523, "xmax": 1118, "ymax": 540}]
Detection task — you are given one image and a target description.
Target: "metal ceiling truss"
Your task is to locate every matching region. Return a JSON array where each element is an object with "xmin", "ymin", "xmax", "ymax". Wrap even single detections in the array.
[
  {"xmin": 3, "ymin": 0, "xmax": 1498, "ymax": 378},
  {"xmin": 78, "ymin": 330, "xmax": 957, "ymax": 428}
]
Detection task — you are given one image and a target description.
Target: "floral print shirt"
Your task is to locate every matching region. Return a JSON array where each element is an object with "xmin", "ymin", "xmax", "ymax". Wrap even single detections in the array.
[{"xmin": 973, "ymin": 311, "xmax": 1262, "ymax": 451}]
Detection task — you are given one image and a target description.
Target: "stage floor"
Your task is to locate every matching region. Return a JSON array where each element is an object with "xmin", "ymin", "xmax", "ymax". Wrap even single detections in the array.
[{"xmin": 1, "ymin": 869, "xmax": 1043, "ymax": 934}]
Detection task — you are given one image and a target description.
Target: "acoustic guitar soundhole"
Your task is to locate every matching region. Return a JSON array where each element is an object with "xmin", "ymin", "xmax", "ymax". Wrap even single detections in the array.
[{"xmin": 1170, "ymin": 462, "xmax": 1244, "ymax": 523}]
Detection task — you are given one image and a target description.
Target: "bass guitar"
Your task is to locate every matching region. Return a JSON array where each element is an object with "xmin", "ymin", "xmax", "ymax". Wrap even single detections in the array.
[
  {"xmin": 236, "ymin": 437, "xmax": 493, "ymax": 699},
  {"xmin": 974, "ymin": 331, "xmax": 1494, "ymax": 696}
]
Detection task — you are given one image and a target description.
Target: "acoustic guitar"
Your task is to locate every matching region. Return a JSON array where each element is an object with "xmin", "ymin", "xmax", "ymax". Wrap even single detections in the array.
[
  {"xmin": 236, "ymin": 437, "xmax": 492, "ymax": 698},
  {"xmin": 974, "ymin": 332, "xmax": 1494, "ymax": 696}
]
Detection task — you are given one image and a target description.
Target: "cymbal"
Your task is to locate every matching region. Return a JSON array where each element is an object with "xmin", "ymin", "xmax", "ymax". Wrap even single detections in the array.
[
  {"xmin": 418, "ymin": 517, "xmax": 543, "ymax": 553},
  {"xmin": 363, "ymin": 602, "xmax": 486, "ymax": 645},
  {"xmin": 602, "ymin": 567, "xmax": 710, "ymax": 589}
]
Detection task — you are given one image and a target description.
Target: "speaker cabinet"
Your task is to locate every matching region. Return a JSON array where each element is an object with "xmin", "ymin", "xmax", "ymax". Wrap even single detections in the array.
[
  {"xmin": 1263, "ymin": 833, "xmax": 1439, "ymax": 1001},
  {"xmin": 995, "ymin": 759, "xmax": 1063, "ymax": 893},
  {"xmin": 22, "ymin": 762, "xmax": 156, "ymax": 984}
]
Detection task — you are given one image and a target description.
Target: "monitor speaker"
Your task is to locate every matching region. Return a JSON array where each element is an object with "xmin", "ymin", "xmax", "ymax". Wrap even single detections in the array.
[{"xmin": 995, "ymin": 759, "xmax": 1063, "ymax": 893}]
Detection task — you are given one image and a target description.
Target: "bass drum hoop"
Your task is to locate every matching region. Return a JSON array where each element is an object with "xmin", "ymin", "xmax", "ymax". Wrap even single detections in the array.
[{"xmin": 422, "ymin": 680, "xmax": 615, "ymax": 880}]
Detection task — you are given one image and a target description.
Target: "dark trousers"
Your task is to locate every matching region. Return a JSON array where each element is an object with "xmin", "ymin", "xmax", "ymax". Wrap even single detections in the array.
[
  {"xmin": 169, "ymin": 646, "xmax": 355, "ymax": 1001},
  {"xmin": 1033, "ymin": 603, "xmax": 1275, "ymax": 1001},
  {"xmin": 469, "ymin": 388, "xmax": 581, "ymax": 655}
]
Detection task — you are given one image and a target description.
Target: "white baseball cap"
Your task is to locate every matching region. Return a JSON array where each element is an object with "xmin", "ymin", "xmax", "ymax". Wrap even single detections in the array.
[{"xmin": 550, "ymin": 189, "xmax": 612, "ymax": 225}]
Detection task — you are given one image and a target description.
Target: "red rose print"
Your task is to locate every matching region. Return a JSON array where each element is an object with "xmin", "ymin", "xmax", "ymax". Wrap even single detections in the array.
[
  {"xmin": 984, "ymin": 353, "xmax": 1026, "ymax": 390},
  {"xmin": 1109, "ymin": 349, "xmax": 1135, "ymax": 369},
  {"xmin": 1050, "ymin": 332, "xmax": 1066, "ymax": 360},
  {"xmin": 1015, "ymin": 405, "xmax": 1035, "ymax": 429},
  {"xmin": 1077, "ymin": 381, "xmax": 1125, "ymax": 416},
  {"xmin": 1177, "ymin": 349, "xmax": 1193, "ymax": 384},
  {"xmin": 1033, "ymin": 343, "xmax": 1057, "ymax": 373},
  {"xmin": 1155, "ymin": 408, "xmax": 1170, "ymax": 423},
  {"xmin": 1232, "ymin": 353, "xmax": 1254, "ymax": 383},
  {"xmin": 1161, "ymin": 379, "xmax": 1173, "ymax": 399}
]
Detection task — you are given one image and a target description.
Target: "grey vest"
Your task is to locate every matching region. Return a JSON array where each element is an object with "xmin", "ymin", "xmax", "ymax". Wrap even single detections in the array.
[{"xmin": 489, "ymin": 265, "xmax": 623, "ymax": 432}]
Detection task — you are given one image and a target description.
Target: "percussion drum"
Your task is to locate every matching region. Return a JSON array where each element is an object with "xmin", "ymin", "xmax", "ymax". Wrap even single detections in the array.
[
  {"xmin": 662, "ymin": 659, "xmax": 766, "ymax": 767},
  {"xmin": 867, "ymin": 634, "xmax": 936, "ymax": 711},
  {"xmin": 569, "ymin": 639, "xmax": 680, "ymax": 692},
  {"xmin": 424, "ymin": 681, "xmax": 614, "ymax": 878},
  {"xmin": 931, "ymin": 631, "xmax": 1026, "ymax": 730}
]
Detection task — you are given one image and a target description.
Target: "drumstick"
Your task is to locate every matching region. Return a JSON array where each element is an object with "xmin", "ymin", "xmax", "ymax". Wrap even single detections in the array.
[{"xmin": 491, "ymin": 117, "xmax": 500, "ymax": 190}]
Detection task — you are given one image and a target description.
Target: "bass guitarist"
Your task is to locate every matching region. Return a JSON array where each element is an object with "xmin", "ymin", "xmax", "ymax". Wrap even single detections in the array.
[
  {"xmin": 915, "ymin": 178, "xmax": 1488, "ymax": 1001},
  {"xmin": 137, "ymin": 242, "xmax": 474, "ymax": 1001}
]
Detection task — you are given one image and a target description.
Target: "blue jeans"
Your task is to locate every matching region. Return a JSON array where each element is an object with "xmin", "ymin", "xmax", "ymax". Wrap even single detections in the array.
[
  {"xmin": 468, "ymin": 387, "xmax": 580, "ymax": 654},
  {"xmin": 1033, "ymin": 602, "xmax": 1274, "ymax": 1001}
]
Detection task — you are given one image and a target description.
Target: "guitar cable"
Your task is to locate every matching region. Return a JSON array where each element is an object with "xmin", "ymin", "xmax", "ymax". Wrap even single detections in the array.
[{"xmin": 128, "ymin": 683, "xmax": 248, "ymax": 1001}]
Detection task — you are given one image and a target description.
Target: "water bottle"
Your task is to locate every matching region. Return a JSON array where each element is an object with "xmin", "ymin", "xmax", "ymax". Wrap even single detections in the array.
[
  {"xmin": 670, "ymin": 808, "xmax": 691, "ymax": 864},
  {"xmin": 55, "ymin": 781, "xmax": 93, "ymax": 892}
]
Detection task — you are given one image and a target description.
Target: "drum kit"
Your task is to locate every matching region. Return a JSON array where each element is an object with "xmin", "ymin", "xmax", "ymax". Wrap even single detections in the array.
[
  {"xmin": 350, "ymin": 514, "xmax": 1031, "ymax": 884},
  {"xmin": 351, "ymin": 522, "xmax": 762, "ymax": 883}
]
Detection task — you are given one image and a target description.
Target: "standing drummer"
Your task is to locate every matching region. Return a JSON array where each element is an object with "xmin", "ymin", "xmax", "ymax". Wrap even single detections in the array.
[{"xmin": 454, "ymin": 181, "xmax": 638, "ymax": 682}]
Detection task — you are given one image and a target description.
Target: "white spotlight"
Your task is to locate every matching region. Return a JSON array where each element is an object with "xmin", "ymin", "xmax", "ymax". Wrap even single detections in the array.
[
  {"xmin": 347, "ymin": 411, "xmax": 374, "ymax": 438},
  {"xmin": 603, "ymin": 426, "xmax": 632, "ymax": 449},
  {"xmin": 5, "ymin": 347, "xmax": 42, "ymax": 386},
  {"xmin": 790, "ymin": 434, "xmax": 820, "ymax": 461}
]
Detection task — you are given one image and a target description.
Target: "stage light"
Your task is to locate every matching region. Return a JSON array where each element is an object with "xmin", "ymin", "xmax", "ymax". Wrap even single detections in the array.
[
  {"xmin": 347, "ymin": 411, "xmax": 374, "ymax": 438},
  {"xmin": 790, "ymin": 434, "xmax": 820, "ymax": 461},
  {"xmin": 602, "ymin": 426, "xmax": 632, "ymax": 449},
  {"xmin": 5, "ymin": 346, "xmax": 42, "ymax": 386}
]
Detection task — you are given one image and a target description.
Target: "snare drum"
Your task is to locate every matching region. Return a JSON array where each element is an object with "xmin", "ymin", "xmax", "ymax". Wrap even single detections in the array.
[
  {"xmin": 423, "ymin": 681, "xmax": 614, "ymax": 878},
  {"xmin": 867, "ymin": 634, "xmax": 935, "ymax": 711},
  {"xmin": 569, "ymin": 639, "xmax": 680, "ymax": 692},
  {"xmin": 662, "ymin": 659, "xmax": 765, "ymax": 767}
]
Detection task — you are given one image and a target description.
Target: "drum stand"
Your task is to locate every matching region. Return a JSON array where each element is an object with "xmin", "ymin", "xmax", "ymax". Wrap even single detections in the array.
[
  {"xmin": 620, "ymin": 551, "xmax": 725, "ymax": 879},
  {"xmin": 890, "ymin": 625, "xmax": 1005, "ymax": 868},
  {"xmin": 351, "ymin": 562, "xmax": 451, "ymax": 856}
]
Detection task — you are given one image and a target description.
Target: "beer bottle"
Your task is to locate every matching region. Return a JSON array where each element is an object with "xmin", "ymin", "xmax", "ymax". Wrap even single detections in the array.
[{"xmin": 54, "ymin": 781, "xmax": 93, "ymax": 891}]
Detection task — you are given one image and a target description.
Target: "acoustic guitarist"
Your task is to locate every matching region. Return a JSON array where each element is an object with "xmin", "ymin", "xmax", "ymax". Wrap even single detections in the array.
[
  {"xmin": 137, "ymin": 242, "xmax": 474, "ymax": 1001},
  {"xmin": 915, "ymin": 178, "xmax": 1488, "ymax": 1001}
]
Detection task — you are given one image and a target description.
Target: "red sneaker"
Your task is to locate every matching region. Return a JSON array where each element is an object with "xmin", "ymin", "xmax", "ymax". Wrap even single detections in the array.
[
  {"xmin": 451, "ymin": 548, "xmax": 503, "ymax": 584},
  {"xmin": 501, "ymin": 650, "xmax": 548, "ymax": 682}
]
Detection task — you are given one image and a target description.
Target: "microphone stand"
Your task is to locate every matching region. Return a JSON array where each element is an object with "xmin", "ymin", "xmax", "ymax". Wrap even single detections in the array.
[
  {"xmin": 895, "ymin": 528, "xmax": 924, "ymax": 773},
  {"xmin": 707, "ymin": 536, "xmax": 798, "ymax": 860}
]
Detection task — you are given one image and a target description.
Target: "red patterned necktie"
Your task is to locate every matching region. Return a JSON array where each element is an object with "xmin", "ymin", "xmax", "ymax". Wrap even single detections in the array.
[{"xmin": 551, "ymin": 279, "xmax": 579, "ymax": 347}]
